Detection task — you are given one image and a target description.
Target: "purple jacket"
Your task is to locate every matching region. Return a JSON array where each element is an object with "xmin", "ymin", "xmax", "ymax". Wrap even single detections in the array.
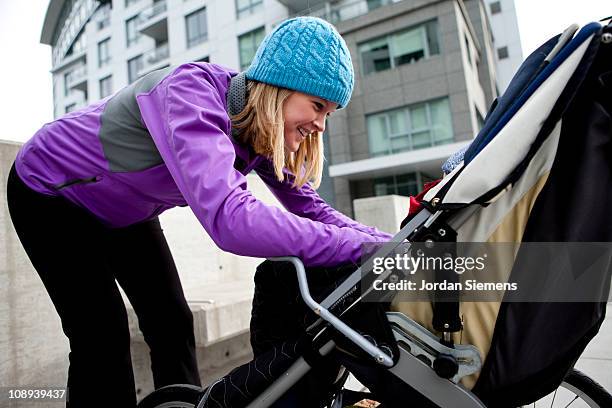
[{"xmin": 15, "ymin": 63, "xmax": 391, "ymax": 266}]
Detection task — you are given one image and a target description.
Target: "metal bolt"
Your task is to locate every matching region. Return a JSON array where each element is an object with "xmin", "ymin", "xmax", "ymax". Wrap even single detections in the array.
[
  {"xmin": 416, "ymin": 249, "xmax": 425, "ymax": 257},
  {"xmin": 425, "ymin": 239, "xmax": 435, "ymax": 249},
  {"xmin": 431, "ymin": 198, "xmax": 440, "ymax": 207},
  {"xmin": 389, "ymin": 274, "xmax": 399, "ymax": 283},
  {"xmin": 376, "ymin": 355, "xmax": 385, "ymax": 363},
  {"xmin": 444, "ymin": 323, "xmax": 450, "ymax": 329},
  {"xmin": 602, "ymin": 33, "xmax": 612, "ymax": 44},
  {"xmin": 438, "ymin": 228, "xmax": 446, "ymax": 237}
]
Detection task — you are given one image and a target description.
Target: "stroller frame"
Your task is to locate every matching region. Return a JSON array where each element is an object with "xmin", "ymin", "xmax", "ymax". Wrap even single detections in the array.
[{"xmin": 245, "ymin": 209, "xmax": 487, "ymax": 408}]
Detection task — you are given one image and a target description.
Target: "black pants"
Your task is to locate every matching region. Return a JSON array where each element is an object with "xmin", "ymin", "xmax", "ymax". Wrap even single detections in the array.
[
  {"xmin": 197, "ymin": 260, "xmax": 353, "ymax": 408},
  {"xmin": 250, "ymin": 261, "xmax": 436, "ymax": 408},
  {"xmin": 249, "ymin": 260, "xmax": 356, "ymax": 408},
  {"xmin": 7, "ymin": 164, "xmax": 201, "ymax": 407}
]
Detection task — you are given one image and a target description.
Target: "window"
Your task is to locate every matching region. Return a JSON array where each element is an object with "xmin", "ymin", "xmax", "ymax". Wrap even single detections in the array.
[
  {"xmin": 125, "ymin": 0, "xmax": 140, "ymax": 7},
  {"xmin": 373, "ymin": 173, "xmax": 419, "ymax": 197},
  {"xmin": 366, "ymin": 0, "xmax": 403, "ymax": 11},
  {"xmin": 366, "ymin": 98, "xmax": 453, "ymax": 157},
  {"xmin": 366, "ymin": 0, "xmax": 384, "ymax": 10},
  {"xmin": 464, "ymin": 34, "xmax": 472, "ymax": 65},
  {"xmin": 475, "ymin": 106, "xmax": 485, "ymax": 131},
  {"xmin": 489, "ymin": 1, "xmax": 502, "ymax": 14},
  {"xmin": 238, "ymin": 27, "xmax": 265, "ymax": 70},
  {"xmin": 197, "ymin": 56, "xmax": 210, "ymax": 63},
  {"xmin": 64, "ymin": 72, "xmax": 71, "ymax": 96},
  {"xmin": 236, "ymin": 0, "xmax": 263, "ymax": 19},
  {"xmin": 497, "ymin": 46, "xmax": 509, "ymax": 60},
  {"xmin": 186, "ymin": 7, "xmax": 208, "ymax": 48},
  {"xmin": 359, "ymin": 20, "xmax": 439, "ymax": 75},
  {"xmin": 65, "ymin": 103, "xmax": 77, "ymax": 113},
  {"xmin": 145, "ymin": 41, "xmax": 169, "ymax": 65},
  {"xmin": 99, "ymin": 75, "xmax": 113, "ymax": 98},
  {"xmin": 127, "ymin": 55, "xmax": 143, "ymax": 83},
  {"xmin": 97, "ymin": 3, "xmax": 111, "ymax": 30},
  {"xmin": 126, "ymin": 15, "xmax": 141, "ymax": 47},
  {"xmin": 69, "ymin": 30, "xmax": 87, "ymax": 55},
  {"xmin": 98, "ymin": 38, "xmax": 111, "ymax": 67}
]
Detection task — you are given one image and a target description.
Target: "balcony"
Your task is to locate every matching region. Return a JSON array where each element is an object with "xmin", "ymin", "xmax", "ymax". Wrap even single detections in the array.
[
  {"xmin": 47, "ymin": 0, "xmax": 98, "ymax": 67},
  {"xmin": 279, "ymin": 0, "xmax": 404, "ymax": 25},
  {"xmin": 139, "ymin": 43, "xmax": 170, "ymax": 75},
  {"xmin": 274, "ymin": 0, "xmax": 325, "ymax": 12},
  {"xmin": 137, "ymin": 1, "xmax": 168, "ymax": 41},
  {"xmin": 328, "ymin": 141, "xmax": 467, "ymax": 180},
  {"xmin": 66, "ymin": 65, "xmax": 88, "ymax": 92}
]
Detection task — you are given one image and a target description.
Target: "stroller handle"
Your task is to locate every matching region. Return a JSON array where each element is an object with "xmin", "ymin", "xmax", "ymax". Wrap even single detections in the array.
[{"xmin": 267, "ymin": 256, "xmax": 395, "ymax": 368}]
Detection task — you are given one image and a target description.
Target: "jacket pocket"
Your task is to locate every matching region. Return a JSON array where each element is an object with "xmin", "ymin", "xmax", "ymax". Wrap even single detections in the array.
[{"xmin": 53, "ymin": 176, "xmax": 101, "ymax": 191}]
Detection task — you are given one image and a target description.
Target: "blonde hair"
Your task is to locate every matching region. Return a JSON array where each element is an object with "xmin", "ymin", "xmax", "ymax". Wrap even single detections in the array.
[{"xmin": 230, "ymin": 81, "xmax": 324, "ymax": 189}]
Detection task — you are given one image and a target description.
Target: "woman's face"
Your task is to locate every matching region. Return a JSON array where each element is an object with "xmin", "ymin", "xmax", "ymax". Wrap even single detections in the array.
[{"xmin": 282, "ymin": 92, "xmax": 338, "ymax": 153}]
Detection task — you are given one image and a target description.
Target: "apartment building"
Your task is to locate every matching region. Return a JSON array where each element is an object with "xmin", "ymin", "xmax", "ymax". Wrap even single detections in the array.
[{"xmin": 40, "ymin": 0, "xmax": 288, "ymax": 116}]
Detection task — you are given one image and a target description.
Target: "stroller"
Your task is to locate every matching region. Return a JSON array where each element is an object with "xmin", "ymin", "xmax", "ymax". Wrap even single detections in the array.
[{"xmin": 139, "ymin": 20, "xmax": 612, "ymax": 407}]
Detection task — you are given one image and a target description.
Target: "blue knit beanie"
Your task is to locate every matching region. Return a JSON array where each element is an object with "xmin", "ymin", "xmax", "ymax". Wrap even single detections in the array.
[{"xmin": 245, "ymin": 17, "xmax": 354, "ymax": 109}]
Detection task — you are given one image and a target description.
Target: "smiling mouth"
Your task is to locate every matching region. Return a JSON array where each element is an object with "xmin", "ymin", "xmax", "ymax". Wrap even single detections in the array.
[{"xmin": 298, "ymin": 127, "xmax": 311, "ymax": 138}]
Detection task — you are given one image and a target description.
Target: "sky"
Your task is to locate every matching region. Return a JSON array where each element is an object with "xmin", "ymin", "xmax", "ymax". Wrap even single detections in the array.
[{"xmin": 0, "ymin": 0, "xmax": 610, "ymax": 143}]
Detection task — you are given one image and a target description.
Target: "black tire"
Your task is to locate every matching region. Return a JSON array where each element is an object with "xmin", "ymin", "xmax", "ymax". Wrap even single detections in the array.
[
  {"xmin": 559, "ymin": 369, "xmax": 612, "ymax": 407},
  {"xmin": 530, "ymin": 369, "xmax": 612, "ymax": 407},
  {"xmin": 137, "ymin": 384, "xmax": 203, "ymax": 408}
]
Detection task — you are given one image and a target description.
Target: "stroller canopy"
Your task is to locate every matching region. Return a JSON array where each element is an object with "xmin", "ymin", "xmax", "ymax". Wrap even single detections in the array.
[{"xmin": 424, "ymin": 23, "xmax": 604, "ymax": 208}]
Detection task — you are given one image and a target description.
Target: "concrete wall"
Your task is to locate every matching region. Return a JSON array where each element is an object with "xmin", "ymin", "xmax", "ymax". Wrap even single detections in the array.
[
  {"xmin": 353, "ymin": 195, "xmax": 411, "ymax": 235},
  {"xmin": 1, "ymin": 141, "xmax": 71, "ymax": 402}
]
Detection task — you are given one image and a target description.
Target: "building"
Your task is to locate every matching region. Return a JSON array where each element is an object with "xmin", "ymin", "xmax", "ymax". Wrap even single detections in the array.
[
  {"xmin": 40, "ymin": 0, "xmax": 289, "ymax": 117},
  {"xmin": 40, "ymin": 0, "xmax": 513, "ymax": 216},
  {"xmin": 484, "ymin": 0, "xmax": 523, "ymax": 92}
]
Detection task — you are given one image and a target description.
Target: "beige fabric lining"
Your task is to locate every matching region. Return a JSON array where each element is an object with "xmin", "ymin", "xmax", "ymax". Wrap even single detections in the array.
[{"xmin": 391, "ymin": 172, "xmax": 549, "ymax": 388}]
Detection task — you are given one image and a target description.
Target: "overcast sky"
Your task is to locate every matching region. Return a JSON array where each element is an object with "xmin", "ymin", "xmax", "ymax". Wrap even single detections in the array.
[{"xmin": 0, "ymin": 0, "xmax": 610, "ymax": 143}]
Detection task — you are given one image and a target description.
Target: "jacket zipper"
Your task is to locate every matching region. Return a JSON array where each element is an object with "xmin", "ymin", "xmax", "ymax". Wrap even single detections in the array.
[{"xmin": 53, "ymin": 176, "xmax": 100, "ymax": 191}]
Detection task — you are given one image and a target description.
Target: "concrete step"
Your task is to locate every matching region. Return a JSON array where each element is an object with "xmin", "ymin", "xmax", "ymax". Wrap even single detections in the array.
[
  {"xmin": 125, "ymin": 280, "xmax": 256, "ymax": 400},
  {"xmin": 126, "ymin": 280, "xmax": 255, "ymax": 347}
]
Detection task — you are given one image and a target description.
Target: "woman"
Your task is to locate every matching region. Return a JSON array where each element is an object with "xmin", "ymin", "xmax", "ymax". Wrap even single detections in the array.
[{"xmin": 7, "ymin": 16, "xmax": 391, "ymax": 407}]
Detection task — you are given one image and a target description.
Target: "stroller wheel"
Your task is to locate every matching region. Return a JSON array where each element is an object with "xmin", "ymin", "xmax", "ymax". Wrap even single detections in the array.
[
  {"xmin": 558, "ymin": 369, "xmax": 612, "ymax": 407},
  {"xmin": 530, "ymin": 369, "xmax": 612, "ymax": 407},
  {"xmin": 137, "ymin": 384, "xmax": 203, "ymax": 408}
]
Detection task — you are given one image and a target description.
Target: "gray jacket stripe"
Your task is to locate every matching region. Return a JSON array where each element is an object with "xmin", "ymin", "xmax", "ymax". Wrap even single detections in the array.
[
  {"xmin": 98, "ymin": 66, "xmax": 248, "ymax": 173},
  {"xmin": 98, "ymin": 67, "xmax": 173, "ymax": 172}
]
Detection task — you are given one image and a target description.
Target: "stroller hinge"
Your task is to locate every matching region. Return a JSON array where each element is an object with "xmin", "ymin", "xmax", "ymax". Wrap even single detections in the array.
[{"xmin": 411, "ymin": 218, "xmax": 463, "ymax": 336}]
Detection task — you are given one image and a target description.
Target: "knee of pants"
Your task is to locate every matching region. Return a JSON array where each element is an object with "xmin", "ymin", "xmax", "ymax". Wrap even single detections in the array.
[
  {"xmin": 140, "ymin": 302, "xmax": 195, "ymax": 345},
  {"xmin": 69, "ymin": 329, "xmax": 132, "ymax": 358},
  {"xmin": 63, "ymin": 313, "xmax": 132, "ymax": 353}
]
